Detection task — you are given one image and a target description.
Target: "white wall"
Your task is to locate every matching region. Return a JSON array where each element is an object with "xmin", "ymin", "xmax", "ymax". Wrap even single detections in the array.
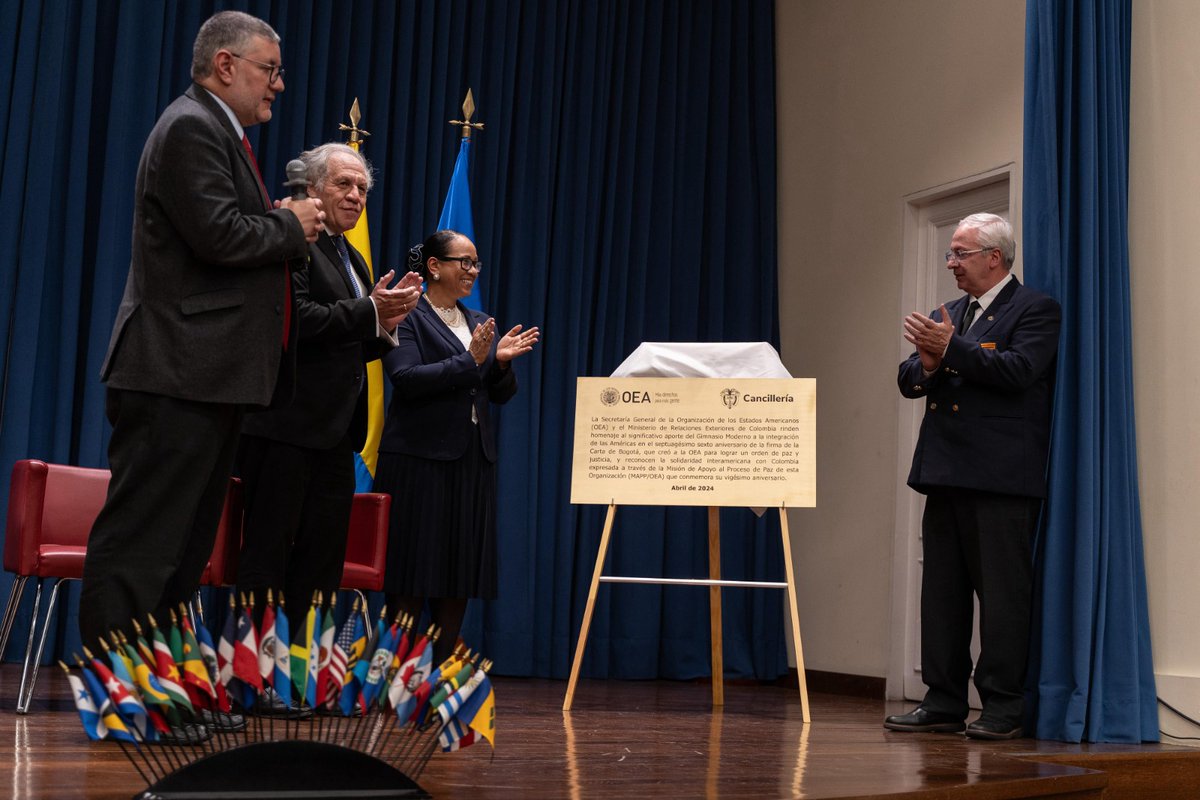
[
  {"xmin": 775, "ymin": 0, "xmax": 1027, "ymax": 678},
  {"xmin": 775, "ymin": 0, "xmax": 1200, "ymax": 739},
  {"xmin": 1130, "ymin": 0, "xmax": 1200, "ymax": 739}
]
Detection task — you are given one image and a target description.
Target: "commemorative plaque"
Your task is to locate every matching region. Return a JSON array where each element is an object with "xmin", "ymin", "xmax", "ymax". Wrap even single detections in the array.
[{"xmin": 571, "ymin": 377, "xmax": 815, "ymax": 508}]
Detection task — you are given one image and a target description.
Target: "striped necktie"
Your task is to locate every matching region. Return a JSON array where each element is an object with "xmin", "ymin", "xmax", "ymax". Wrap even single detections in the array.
[{"xmin": 331, "ymin": 236, "xmax": 363, "ymax": 298}]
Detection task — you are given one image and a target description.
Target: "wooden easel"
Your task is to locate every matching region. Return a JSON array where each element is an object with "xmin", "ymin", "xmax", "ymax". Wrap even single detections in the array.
[{"xmin": 562, "ymin": 503, "xmax": 810, "ymax": 723}]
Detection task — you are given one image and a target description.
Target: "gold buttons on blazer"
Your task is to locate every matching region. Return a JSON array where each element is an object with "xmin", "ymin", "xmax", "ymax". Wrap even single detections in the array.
[
  {"xmin": 952, "ymin": 404, "xmax": 959, "ymax": 412},
  {"xmin": 914, "ymin": 384, "xmax": 923, "ymax": 392},
  {"xmin": 929, "ymin": 402, "xmax": 938, "ymax": 411}
]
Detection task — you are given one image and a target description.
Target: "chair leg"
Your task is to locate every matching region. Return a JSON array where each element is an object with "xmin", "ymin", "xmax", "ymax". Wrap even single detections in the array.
[
  {"xmin": 16, "ymin": 578, "xmax": 46, "ymax": 715},
  {"xmin": 353, "ymin": 589, "xmax": 371, "ymax": 630},
  {"xmin": 192, "ymin": 590, "xmax": 206, "ymax": 627},
  {"xmin": 0, "ymin": 575, "xmax": 30, "ymax": 662},
  {"xmin": 17, "ymin": 577, "xmax": 75, "ymax": 715}
]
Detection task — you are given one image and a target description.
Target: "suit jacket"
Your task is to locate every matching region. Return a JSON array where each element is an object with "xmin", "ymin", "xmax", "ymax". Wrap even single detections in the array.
[
  {"xmin": 379, "ymin": 298, "xmax": 517, "ymax": 462},
  {"xmin": 100, "ymin": 84, "xmax": 308, "ymax": 408},
  {"xmin": 899, "ymin": 276, "xmax": 1062, "ymax": 498},
  {"xmin": 242, "ymin": 231, "xmax": 392, "ymax": 450}
]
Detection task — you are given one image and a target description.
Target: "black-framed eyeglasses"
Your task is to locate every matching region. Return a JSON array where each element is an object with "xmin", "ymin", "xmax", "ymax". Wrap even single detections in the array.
[
  {"xmin": 944, "ymin": 247, "xmax": 993, "ymax": 263},
  {"xmin": 230, "ymin": 52, "xmax": 285, "ymax": 84},
  {"xmin": 439, "ymin": 256, "xmax": 483, "ymax": 273}
]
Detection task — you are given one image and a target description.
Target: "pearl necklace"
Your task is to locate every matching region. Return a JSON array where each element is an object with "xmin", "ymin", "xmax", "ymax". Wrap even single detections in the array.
[{"xmin": 425, "ymin": 293, "xmax": 463, "ymax": 327}]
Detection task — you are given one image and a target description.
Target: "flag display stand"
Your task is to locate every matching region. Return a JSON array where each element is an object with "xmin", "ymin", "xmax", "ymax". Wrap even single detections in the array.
[
  {"xmin": 56, "ymin": 593, "xmax": 496, "ymax": 798},
  {"xmin": 136, "ymin": 740, "xmax": 429, "ymax": 799},
  {"xmin": 561, "ymin": 503, "xmax": 810, "ymax": 722}
]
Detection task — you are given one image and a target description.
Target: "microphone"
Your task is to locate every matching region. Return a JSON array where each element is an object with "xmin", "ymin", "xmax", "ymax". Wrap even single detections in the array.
[
  {"xmin": 284, "ymin": 159, "xmax": 309, "ymax": 201},
  {"xmin": 283, "ymin": 159, "xmax": 314, "ymax": 267}
]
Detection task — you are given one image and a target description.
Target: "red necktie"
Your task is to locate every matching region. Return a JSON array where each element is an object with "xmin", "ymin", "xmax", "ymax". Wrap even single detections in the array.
[
  {"xmin": 240, "ymin": 134, "xmax": 270, "ymax": 208},
  {"xmin": 242, "ymin": 135, "xmax": 291, "ymax": 349}
]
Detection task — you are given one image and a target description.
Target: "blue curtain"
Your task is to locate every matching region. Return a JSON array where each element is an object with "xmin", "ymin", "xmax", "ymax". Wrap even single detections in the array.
[
  {"xmin": 0, "ymin": 0, "xmax": 785, "ymax": 680},
  {"xmin": 1022, "ymin": 0, "xmax": 1158, "ymax": 742}
]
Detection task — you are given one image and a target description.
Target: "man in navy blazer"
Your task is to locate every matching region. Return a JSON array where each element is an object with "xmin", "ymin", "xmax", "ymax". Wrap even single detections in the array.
[
  {"xmin": 79, "ymin": 11, "xmax": 325, "ymax": 647},
  {"xmin": 885, "ymin": 213, "xmax": 1061, "ymax": 740},
  {"xmin": 237, "ymin": 143, "xmax": 420, "ymax": 631}
]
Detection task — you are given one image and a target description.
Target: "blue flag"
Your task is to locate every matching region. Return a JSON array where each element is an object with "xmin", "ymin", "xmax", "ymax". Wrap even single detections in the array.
[
  {"xmin": 273, "ymin": 605, "xmax": 291, "ymax": 699},
  {"xmin": 437, "ymin": 136, "xmax": 480, "ymax": 310},
  {"xmin": 81, "ymin": 665, "xmax": 139, "ymax": 744},
  {"xmin": 341, "ymin": 614, "xmax": 385, "ymax": 716},
  {"xmin": 359, "ymin": 623, "xmax": 399, "ymax": 709},
  {"xmin": 66, "ymin": 672, "xmax": 107, "ymax": 741}
]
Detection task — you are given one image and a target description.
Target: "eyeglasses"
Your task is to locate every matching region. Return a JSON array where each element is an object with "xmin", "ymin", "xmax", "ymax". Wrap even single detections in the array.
[
  {"xmin": 943, "ymin": 247, "xmax": 993, "ymax": 263},
  {"xmin": 230, "ymin": 52, "xmax": 285, "ymax": 85},
  {"xmin": 439, "ymin": 256, "xmax": 483, "ymax": 273}
]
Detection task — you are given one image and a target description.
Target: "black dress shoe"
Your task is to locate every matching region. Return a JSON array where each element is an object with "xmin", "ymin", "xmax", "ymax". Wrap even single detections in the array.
[
  {"xmin": 158, "ymin": 722, "xmax": 212, "ymax": 746},
  {"xmin": 883, "ymin": 707, "xmax": 966, "ymax": 733},
  {"xmin": 966, "ymin": 717, "xmax": 1023, "ymax": 740},
  {"xmin": 198, "ymin": 708, "xmax": 247, "ymax": 732},
  {"xmin": 254, "ymin": 687, "xmax": 314, "ymax": 719}
]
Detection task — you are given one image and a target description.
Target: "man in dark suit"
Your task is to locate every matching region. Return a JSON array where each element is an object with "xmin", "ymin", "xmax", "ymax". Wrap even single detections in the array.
[
  {"xmin": 79, "ymin": 11, "xmax": 325, "ymax": 647},
  {"xmin": 885, "ymin": 213, "xmax": 1061, "ymax": 740},
  {"xmin": 236, "ymin": 143, "xmax": 421, "ymax": 631}
]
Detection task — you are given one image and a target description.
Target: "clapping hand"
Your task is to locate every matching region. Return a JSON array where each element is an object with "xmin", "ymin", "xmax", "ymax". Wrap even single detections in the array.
[
  {"xmin": 903, "ymin": 304, "xmax": 953, "ymax": 373},
  {"xmin": 469, "ymin": 318, "xmax": 496, "ymax": 365},
  {"xmin": 373, "ymin": 270, "xmax": 423, "ymax": 331},
  {"xmin": 495, "ymin": 324, "xmax": 540, "ymax": 365}
]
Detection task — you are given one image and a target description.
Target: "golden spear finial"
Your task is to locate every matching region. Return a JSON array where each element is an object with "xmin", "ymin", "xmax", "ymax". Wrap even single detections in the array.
[
  {"xmin": 339, "ymin": 98, "xmax": 372, "ymax": 147},
  {"xmin": 449, "ymin": 89, "xmax": 485, "ymax": 140}
]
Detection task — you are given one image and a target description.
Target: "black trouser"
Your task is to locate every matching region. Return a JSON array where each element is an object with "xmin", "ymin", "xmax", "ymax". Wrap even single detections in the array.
[
  {"xmin": 919, "ymin": 488, "xmax": 1040, "ymax": 725},
  {"xmin": 235, "ymin": 433, "xmax": 354, "ymax": 633},
  {"xmin": 79, "ymin": 389, "xmax": 243, "ymax": 647}
]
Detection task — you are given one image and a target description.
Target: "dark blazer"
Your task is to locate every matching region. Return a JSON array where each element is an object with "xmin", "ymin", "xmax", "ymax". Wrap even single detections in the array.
[
  {"xmin": 242, "ymin": 231, "xmax": 392, "ymax": 450},
  {"xmin": 379, "ymin": 298, "xmax": 517, "ymax": 462},
  {"xmin": 100, "ymin": 83, "xmax": 308, "ymax": 408},
  {"xmin": 899, "ymin": 276, "xmax": 1062, "ymax": 498}
]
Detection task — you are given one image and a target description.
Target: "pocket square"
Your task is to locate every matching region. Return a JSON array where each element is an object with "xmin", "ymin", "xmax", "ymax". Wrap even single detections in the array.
[{"xmin": 980, "ymin": 342, "xmax": 996, "ymax": 349}]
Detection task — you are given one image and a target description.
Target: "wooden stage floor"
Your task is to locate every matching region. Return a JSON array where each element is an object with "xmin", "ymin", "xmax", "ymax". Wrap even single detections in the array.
[{"xmin": 1, "ymin": 663, "xmax": 1196, "ymax": 799}]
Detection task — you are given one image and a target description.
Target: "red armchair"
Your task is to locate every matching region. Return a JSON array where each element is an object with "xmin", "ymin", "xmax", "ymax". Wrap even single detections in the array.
[
  {"xmin": 340, "ymin": 492, "xmax": 391, "ymax": 627},
  {"xmin": 0, "ymin": 460, "xmax": 242, "ymax": 713}
]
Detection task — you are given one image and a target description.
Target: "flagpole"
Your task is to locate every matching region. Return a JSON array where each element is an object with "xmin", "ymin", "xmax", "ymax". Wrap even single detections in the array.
[
  {"xmin": 440, "ymin": 89, "xmax": 485, "ymax": 310},
  {"xmin": 338, "ymin": 98, "xmax": 390, "ymax": 492},
  {"xmin": 448, "ymin": 88, "xmax": 485, "ymax": 140},
  {"xmin": 339, "ymin": 97, "xmax": 371, "ymax": 147}
]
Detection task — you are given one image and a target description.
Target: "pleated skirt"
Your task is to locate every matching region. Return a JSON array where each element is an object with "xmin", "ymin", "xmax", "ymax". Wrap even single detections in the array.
[{"xmin": 375, "ymin": 425, "xmax": 498, "ymax": 599}]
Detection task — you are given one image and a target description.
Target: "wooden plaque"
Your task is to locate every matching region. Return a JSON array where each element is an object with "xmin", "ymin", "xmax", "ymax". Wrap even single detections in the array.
[{"xmin": 570, "ymin": 377, "xmax": 815, "ymax": 507}]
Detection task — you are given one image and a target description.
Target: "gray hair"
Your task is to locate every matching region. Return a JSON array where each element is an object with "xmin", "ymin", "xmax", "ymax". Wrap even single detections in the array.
[
  {"xmin": 299, "ymin": 143, "xmax": 375, "ymax": 193},
  {"xmin": 192, "ymin": 11, "xmax": 280, "ymax": 80},
  {"xmin": 959, "ymin": 212, "xmax": 1016, "ymax": 268}
]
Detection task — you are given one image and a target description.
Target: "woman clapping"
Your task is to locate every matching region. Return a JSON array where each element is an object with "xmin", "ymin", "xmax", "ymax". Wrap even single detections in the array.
[{"xmin": 375, "ymin": 230, "xmax": 539, "ymax": 663}]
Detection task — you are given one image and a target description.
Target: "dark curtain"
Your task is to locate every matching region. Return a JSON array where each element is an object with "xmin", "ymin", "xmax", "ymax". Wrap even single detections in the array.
[
  {"xmin": 1022, "ymin": 0, "xmax": 1158, "ymax": 742},
  {"xmin": 0, "ymin": 0, "xmax": 785, "ymax": 680}
]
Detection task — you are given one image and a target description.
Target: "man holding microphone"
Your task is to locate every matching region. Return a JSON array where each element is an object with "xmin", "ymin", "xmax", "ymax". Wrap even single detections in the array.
[{"xmin": 80, "ymin": 10, "xmax": 324, "ymax": 647}]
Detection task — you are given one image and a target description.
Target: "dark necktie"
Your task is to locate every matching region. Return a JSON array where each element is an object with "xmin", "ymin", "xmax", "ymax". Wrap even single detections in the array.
[
  {"xmin": 332, "ymin": 236, "xmax": 363, "ymax": 298},
  {"xmin": 961, "ymin": 300, "xmax": 981, "ymax": 335},
  {"xmin": 242, "ymin": 134, "xmax": 291, "ymax": 348}
]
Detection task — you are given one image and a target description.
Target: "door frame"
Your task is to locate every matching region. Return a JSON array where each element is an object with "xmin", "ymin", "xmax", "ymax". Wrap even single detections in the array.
[{"xmin": 887, "ymin": 164, "xmax": 1018, "ymax": 701}]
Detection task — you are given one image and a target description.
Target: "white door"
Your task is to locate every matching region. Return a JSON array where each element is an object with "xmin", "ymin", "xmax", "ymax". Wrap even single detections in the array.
[{"xmin": 889, "ymin": 170, "xmax": 1015, "ymax": 703}]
